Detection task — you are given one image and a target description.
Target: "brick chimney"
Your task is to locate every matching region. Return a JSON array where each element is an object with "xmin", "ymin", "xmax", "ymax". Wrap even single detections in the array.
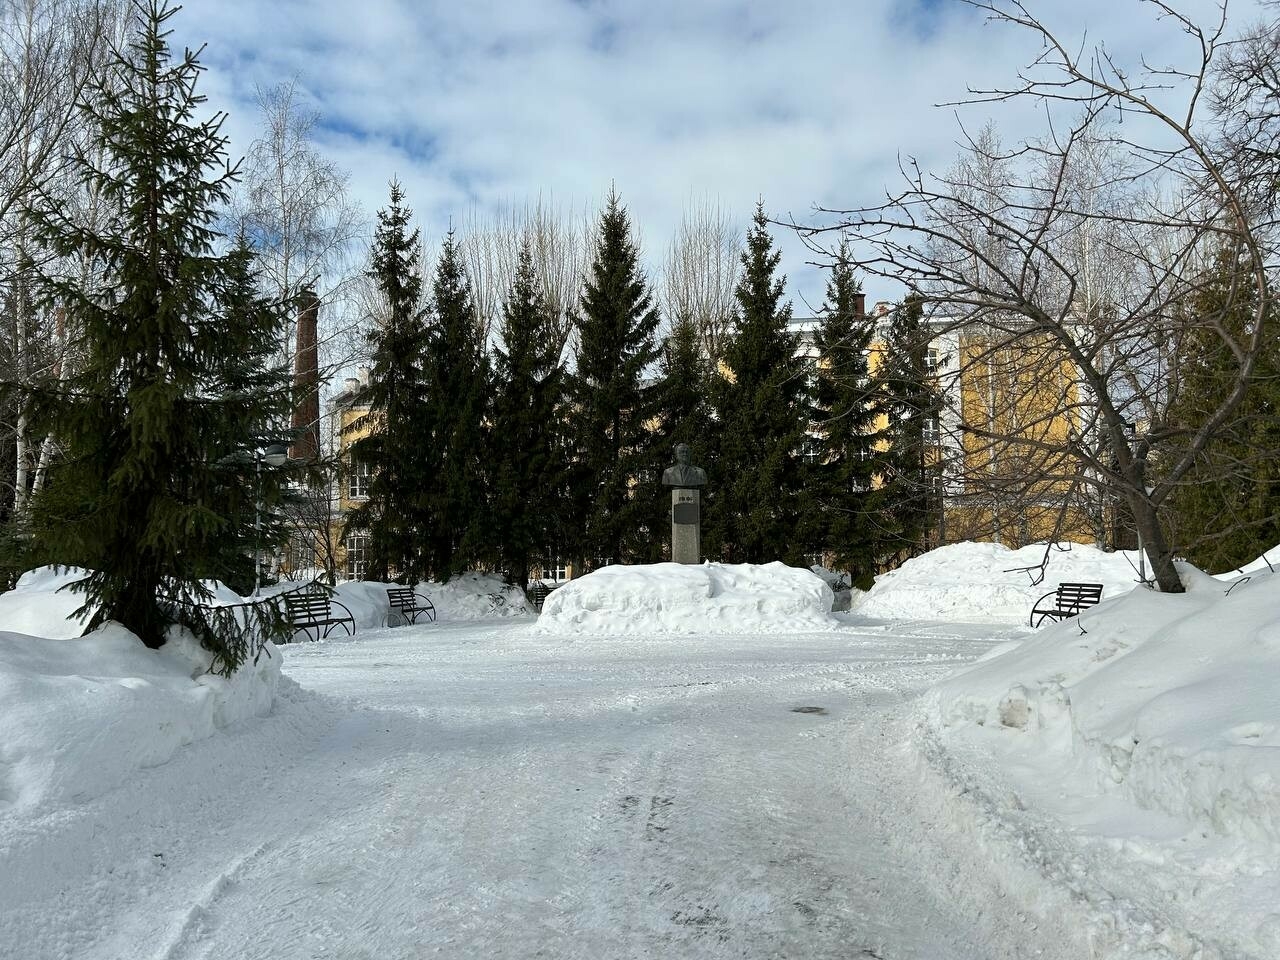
[
  {"xmin": 290, "ymin": 289, "xmax": 321, "ymax": 462},
  {"xmin": 853, "ymin": 292, "xmax": 867, "ymax": 317}
]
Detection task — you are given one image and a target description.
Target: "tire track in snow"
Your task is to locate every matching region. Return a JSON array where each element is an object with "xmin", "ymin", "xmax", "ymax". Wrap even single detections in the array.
[
  {"xmin": 153, "ymin": 840, "xmax": 275, "ymax": 960},
  {"xmin": 7, "ymin": 622, "xmax": 1051, "ymax": 960}
]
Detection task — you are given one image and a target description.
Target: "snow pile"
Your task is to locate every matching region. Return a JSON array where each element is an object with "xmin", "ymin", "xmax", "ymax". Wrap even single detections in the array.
[
  {"xmin": 0, "ymin": 565, "xmax": 252, "ymax": 640},
  {"xmin": 425, "ymin": 572, "xmax": 530, "ymax": 620},
  {"xmin": 0, "ymin": 566, "xmax": 92, "ymax": 639},
  {"xmin": 928, "ymin": 564, "xmax": 1280, "ymax": 845},
  {"xmin": 856, "ymin": 541, "xmax": 1140, "ymax": 623},
  {"xmin": 0, "ymin": 623, "xmax": 280, "ymax": 811},
  {"xmin": 534, "ymin": 562, "xmax": 837, "ymax": 636}
]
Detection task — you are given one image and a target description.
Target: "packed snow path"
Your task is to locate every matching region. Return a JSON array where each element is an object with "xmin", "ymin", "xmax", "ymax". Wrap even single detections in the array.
[{"xmin": 4, "ymin": 619, "xmax": 1051, "ymax": 960}]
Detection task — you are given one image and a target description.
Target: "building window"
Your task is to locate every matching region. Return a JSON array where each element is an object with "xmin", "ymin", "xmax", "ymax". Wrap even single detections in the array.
[
  {"xmin": 544, "ymin": 559, "xmax": 568, "ymax": 582},
  {"xmin": 926, "ymin": 347, "xmax": 941, "ymax": 374},
  {"xmin": 923, "ymin": 414, "xmax": 941, "ymax": 445},
  {"xmin": 801, "ymin": 435, "xmax": 822, "ymax": 465},
  {"xmin": 347, "ymin": 457, "xmax": 370, "ymax": 501},
  {"xmin": 344, "ymin": 534, "xmax": 369, "ymax": 581}
]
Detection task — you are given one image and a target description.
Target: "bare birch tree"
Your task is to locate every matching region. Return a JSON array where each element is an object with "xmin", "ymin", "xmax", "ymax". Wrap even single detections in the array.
[
  {"xmin": 461, "ymin": 197, "xmax": 589, "ymax": 354},
  {"xmin": 662, "ymin": 198, "xmax": 739, "ymax": 363},
  {"xmin": 232, "ymin": 77, "xmax": 364, "ymax": 374},
  {"xmin": 1, "ymin": 0, "xmax": 121, "ymax": 520},
  {"xmin": 805, "ymin": 0, "xmax": 1278, "ymax": 593}
]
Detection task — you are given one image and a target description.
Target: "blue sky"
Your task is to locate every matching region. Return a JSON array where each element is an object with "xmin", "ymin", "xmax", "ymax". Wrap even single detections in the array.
[{"xmin": 175, "ymin": 0, "xmax": 1262, "ymax": 312}]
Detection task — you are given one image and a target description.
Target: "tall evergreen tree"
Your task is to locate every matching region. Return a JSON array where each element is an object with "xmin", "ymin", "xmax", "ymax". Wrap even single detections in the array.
[
  {"xmin": 422, "ymin": 230, "xmax": 490, "ymax": 578},
  {"xmin": 807, "ymin": 245, "xmax": 881, "ymax": 586},
  {"xmin": 1166, "ymin": 248, "xmax": 1280, "ymax": 571},
  {"xmin": 345, "ymin": 181, "xmax": 431, "ymax": 582},
  {"xmin": 567, "ymin": 190, "xmax": 661, "ymax": 568},
  {"xmin": 490, "ymin": 240, "xmax": 564, "ymax": 587},
  {"xmin": 705, "ymin": 202, "xmax": 809, "ymax": 564},
  {"xmin": 878, "ymin": 294, "xmax": 936, "ymax": 563},
  {"xmin": 643, "ymin": 313, "xmax": 710, "ymax": 562},
  {"xmin": 24, "ymin": 1, "xmax": 293, "ymax": 666}
]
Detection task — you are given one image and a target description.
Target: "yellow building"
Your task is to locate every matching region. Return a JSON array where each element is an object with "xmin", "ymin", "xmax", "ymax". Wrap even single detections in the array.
[{"xmin": 794, "ymin": 302, "xmax": 1102, "ymax": 552}]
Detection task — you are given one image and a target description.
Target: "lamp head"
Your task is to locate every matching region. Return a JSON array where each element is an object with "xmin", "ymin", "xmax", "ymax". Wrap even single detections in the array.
[{"xmin": 263, "ymin": 443, "xmax": 289, "ymax": 468}]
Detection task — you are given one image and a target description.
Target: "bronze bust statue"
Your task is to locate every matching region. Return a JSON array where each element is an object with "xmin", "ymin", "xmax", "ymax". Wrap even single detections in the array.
[{"xmin": 662, "ymin": 443, "xmax": 706, "ymax": 488}]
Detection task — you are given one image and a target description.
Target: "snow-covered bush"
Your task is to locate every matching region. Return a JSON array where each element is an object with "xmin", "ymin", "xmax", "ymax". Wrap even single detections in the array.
[
  {"xmin": 855, "ymin": 541, "xmax": 1140, "ymax": 623},
  {"xmin": 533, "ymin": 561, "xmax": 837, "ymax": 636}
]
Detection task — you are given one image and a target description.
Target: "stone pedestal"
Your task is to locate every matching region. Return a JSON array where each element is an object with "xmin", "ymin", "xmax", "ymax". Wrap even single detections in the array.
[{"xmin": 671, "ymin": 488, "xmax": 701, "ymax": 564}]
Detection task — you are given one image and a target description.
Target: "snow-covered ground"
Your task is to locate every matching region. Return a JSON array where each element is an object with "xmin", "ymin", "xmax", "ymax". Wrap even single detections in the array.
[
  {"xmin": 2, "ymin": 614, "xmax": 1087, "ymax": 960},
  {"xmin": 3, "ymin": 553, "xmax": 1278, "ymax": 959}
]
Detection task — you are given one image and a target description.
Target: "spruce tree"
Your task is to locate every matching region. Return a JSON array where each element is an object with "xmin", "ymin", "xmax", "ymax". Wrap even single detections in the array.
[
  {"xmin": 490, "ymin": 241, "xmax": 564, "ymax": 587},
  {"xmin": 345, "ymin": 181, "xmax": 431, "ymax": 582},
  {"xmin": 566, "ymin": 190, "xmax": 661, "ymax": 568},
  {"xmin": 422, "ymin": 230, "xmax": 490, "ymax": 578},
  {"xmin": 644, "ymin": 313, "xmax": 710, "ymax": 562},
  {"xmin": 807, "ymin": 245, "xmax": 881, "ymax": 585},
  {"xmin": 705, "ymin": 202, "xmax": 810, "ymax": 564},
  {"xmin": 878, "ymin": 294, "xmax": 936, "ymax": 563},
  {"xmin": 1166, "ymin": 248, "xmax": 1280, "ymax": 571},
  {"xmin": 24, "ymin": 1, "xmax": 293, "ymax": 665}
]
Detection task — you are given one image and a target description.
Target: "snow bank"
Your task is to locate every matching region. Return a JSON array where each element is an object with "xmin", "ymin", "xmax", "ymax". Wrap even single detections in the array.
[
  {"xmin": 928, "ymin": 564, "xmax": 1280, "ymax": 846},
  {"xmin": 856, "ymin": 541, "xmax": 1140, "ymax": 623},
  {"xmin": 0, "ymin": 566, "xmax": 251, "ymax": 640},
  {"xmin": 0, "ymin": 566, "xmax": 94, "ymax": 639},
  {"xmin": 324, "ymin": 573, "xmax": 529, "ymax": 630},
  {"xmin": 533, "ymin": 562, "xmax": 837, "ymax": 636},
  {"xmin": 0, "ymin": 624, "xmax": 280, "ymax": 811}
]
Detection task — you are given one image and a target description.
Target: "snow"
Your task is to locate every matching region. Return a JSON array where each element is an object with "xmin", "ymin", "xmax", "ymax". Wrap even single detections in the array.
[
  {"xmin": 0, "ymin": 566, "xmax": 94, "ymax": 639},
  {"xmin": 0, "ymin": 567, "xmax": 280, "ymax": 813},
  {"xmin": 0, "ymin": 565, "xmax": 256, "ymax": 640},
  {"xmin": 0, "ymin": 623, "xmax": 279, "ymax": 811},
  {"xmin": 320, "ymin": 572, "xmax": 529, "ymax": 631},
  {"xmin": 855, "ymin": 540, "xmax": 1141, "ymax": 623},
  {"xmin": 3, "ymin": 546, "xmax": 1279, "ymax": 957},
  {"xmin": 924, "ymin": 562, "xmax": 1280, "ymax": 955},
  {"xmin": 0, "ymin": 617, "xmax": 1067, "ymax": 960},
  {"xmin": 534, "ymin": 561, "xmax": 838, "ymax": 635}
]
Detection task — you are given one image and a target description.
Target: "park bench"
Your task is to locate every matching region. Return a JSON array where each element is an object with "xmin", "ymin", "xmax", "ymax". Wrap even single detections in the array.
[
  {"xmin": 1029, "ymin": 582, "xmax": 1104, "ymax": 627},
  {"xmin": 281, "ymin": 589, "xmax": 356, "ymax": 642},
  {"xmin": 386, "ymin": 586, "xmax": 435, "ymax": 626},
  {"xmin": 527, "ymin": 581, "xmax": 552, "ymax": 612}
]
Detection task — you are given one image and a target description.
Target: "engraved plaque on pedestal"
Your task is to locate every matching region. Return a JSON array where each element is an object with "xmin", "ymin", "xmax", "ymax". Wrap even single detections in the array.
[{"xmin": 671, "ymin": 488, "xmax": 701, "ymax": 564}]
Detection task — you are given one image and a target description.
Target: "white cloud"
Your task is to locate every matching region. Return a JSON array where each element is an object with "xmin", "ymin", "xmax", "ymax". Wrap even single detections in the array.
[{"xmin": 175, "ymin": 0, "xmax": 1265, "ymax": 311}]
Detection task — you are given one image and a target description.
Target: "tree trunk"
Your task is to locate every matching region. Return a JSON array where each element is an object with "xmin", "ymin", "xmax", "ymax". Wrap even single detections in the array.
[{"xmin": 1129, "ymin": 491, "xmax": 1183, "ymax": 593}]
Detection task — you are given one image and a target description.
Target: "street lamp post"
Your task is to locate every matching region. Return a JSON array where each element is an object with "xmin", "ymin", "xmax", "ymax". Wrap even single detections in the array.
[{"xmin": 253, "ymin": 443, "xmax": 289, "ymax": 598}]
